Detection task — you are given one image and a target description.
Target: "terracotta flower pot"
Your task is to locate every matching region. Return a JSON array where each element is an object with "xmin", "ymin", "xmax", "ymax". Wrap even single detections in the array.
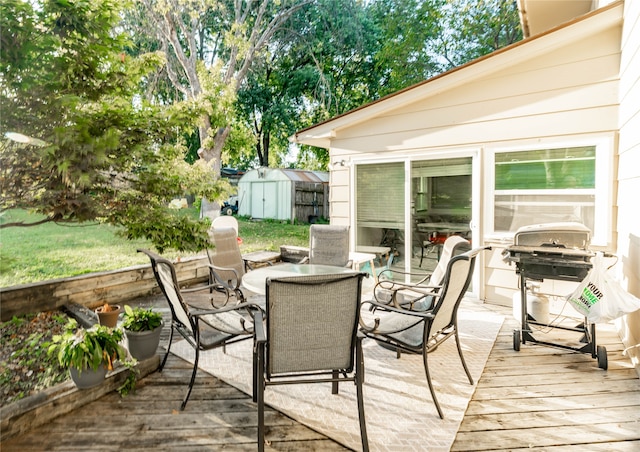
[{"xmin": 95, "ymin": 304, "xmax": 122, "ymax": 328}]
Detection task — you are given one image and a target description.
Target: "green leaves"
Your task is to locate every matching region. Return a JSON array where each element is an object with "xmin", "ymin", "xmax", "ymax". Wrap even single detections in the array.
[
  {"xmin": 1, "ymin": 0, "xmax": 226, "ymax": 253},
  {"xmin": 49, "ymin": 319, "xmax": 128, "ymax": 372},
  {"xmin": 122, "ymin": 305, "xmax": 163, "ymax": 332}
]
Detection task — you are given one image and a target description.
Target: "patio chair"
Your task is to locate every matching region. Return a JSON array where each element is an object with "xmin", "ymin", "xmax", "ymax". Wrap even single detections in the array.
[
  {"xmin": 138, "ymin": 249, "xmax": 260, "ymax": 410},
  {"xmin": 360, "ymin": 246, "xmax": 489, "ymax": 419},
  {"xmin": 414, "ymin": 229, "xmax": 438, "ymax": 267},
  {"xmin": 300, "ymin": 224, "xmax": 352, "ymax": 267},
  {"xmin": 375, "ymin": 235, "xmax": 470, "ymax": 311},
  {"xmin": 253, "ymin": 272, "xmax": 369, "ymax": 452},
  {"xmin": 206, "ymin": 227, "xmax": 250, "ymax": 306},
  {"xmin": 211, "ymin": 215, "xmax": 239, "ymax": 234}
]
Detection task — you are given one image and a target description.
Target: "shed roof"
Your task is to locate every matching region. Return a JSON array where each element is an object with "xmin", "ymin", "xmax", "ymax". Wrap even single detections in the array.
[
  {"xmin": 239, "ymin": 168, "xmax": 328, "ymax": 183},
  {"xmin": 280, "ymin": 169, "xmax": 328, "ymax": 183}
]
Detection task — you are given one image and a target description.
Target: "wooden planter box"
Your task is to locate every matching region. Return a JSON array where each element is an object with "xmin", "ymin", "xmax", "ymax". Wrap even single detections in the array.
[
  {"xmin": 0, "ymin": 255, "xmax": 210, "ymax": 322},
  {"xmin": 0, "ymin": 356, "xmax": 159, "ymax": 442},
  {"xmin": 0, "ymin": 256, "xmax": 210, "ymax": 441}
]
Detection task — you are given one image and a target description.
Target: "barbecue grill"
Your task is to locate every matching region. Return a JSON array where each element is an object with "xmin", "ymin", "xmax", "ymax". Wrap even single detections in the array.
[{"xmin": 504, "ymin": 222, "xmax": 607, "ymax": 369}]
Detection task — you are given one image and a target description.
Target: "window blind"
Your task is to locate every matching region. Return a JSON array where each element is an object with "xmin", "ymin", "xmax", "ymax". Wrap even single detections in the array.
[{"xmin": 356, "ymin": 162, "xmax": 405, "ymax": 224}]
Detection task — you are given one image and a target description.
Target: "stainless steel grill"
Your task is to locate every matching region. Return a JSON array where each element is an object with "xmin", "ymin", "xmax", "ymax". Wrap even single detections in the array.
[
  {"xmin": 504, "ymin": 222, "xmax": 607, "ymax": 369},
  {"xmin": 506, "ymin": 222, "xmax": 593, "ymax": 282}
]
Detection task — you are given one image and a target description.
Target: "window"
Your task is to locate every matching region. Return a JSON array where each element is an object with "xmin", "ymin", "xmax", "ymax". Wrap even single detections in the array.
[
  {"xmin": 490, "ymin": 139, "xmax": 612, "ymax": 246},
  {"xmin": 356, "ymin": 162, "xmax": 405, "ymax": 226},
  {"xmin": 355, "ymin": 162, "xmax": 405, "ymax": 264}
]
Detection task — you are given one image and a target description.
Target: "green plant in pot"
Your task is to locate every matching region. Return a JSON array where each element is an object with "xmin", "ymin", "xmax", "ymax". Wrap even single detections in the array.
[
  {"xmin": 122, "ymin": 305, "xmax": 164, "ymax": 361},
  {"xmin": 49, "ymin": 319, "xmax": 134, "ymax": 390}
]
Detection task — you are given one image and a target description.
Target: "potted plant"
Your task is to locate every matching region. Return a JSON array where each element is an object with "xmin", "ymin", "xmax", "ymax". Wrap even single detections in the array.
[
  {"xmin": 49, "ymin": 319, "xmax": 131, "ymax": 389},
  {"xmin": 95, "ymin": 302, "xmax": 122, "ymax": 328},
  {"xmin": 122, "ymin": 305, "xmax": 164, "ymax": 361}
]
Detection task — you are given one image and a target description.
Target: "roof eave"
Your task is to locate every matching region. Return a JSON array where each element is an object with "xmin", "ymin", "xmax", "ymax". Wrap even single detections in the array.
[{"xmin": 292, "ymin": 1, "xmax": 622, "ymax": 150}]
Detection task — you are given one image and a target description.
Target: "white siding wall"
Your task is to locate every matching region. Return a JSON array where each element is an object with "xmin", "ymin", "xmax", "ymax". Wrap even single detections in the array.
[
  {"xmin": 617, "ymin": 0, "xmax": 640, "ymax": 372},
  {"xmin": 329, "ymin": 165, "xmax": 350, "ymax": 225},
  {"xmin": 333, "ymin": 28, "xmax": 620, "ymax": 152},
  {"xmin": 328, "ymin": 14, "xmax": 622, "ymax": 306}
]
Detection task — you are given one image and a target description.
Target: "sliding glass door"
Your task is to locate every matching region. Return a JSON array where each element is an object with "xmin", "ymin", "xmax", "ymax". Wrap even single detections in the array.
[{"xmin": 354, "ymin": 154, "xmax": 475, "ymax": 283}]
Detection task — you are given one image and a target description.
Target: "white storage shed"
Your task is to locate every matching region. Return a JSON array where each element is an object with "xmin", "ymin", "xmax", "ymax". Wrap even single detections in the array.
[{"xmin": 237, "ymin": 168, "xmax": 329, "ymax": 222}]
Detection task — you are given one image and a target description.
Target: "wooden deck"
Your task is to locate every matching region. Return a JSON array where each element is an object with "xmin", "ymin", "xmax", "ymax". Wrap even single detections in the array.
[
  {"xmin": 3, "ymin": 303, "xmax": 639, "ymax": 451},
  {"xmin": 453, "ymin": 305, "xmax": 640, "ymax": 451}
]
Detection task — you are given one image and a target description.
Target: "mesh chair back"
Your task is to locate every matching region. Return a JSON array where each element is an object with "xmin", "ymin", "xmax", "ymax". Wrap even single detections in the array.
[
  {"xmin": 212, "ymin": 215, "xmax": 239, "ymax": 234},
  {"xmin": 140, "ymin": 249, "xmax": 194, "ymax": 335},
  {"xmin": 429, "ymin": 251, "xmax": 475, "ymax": 336},
  {"xmin": 265, "ymin": 272, "xmax": 364, "ymax": 375},
  {"xmin": 430, "ymin": 235, "xmax": 470, "ymax": 285},
  {"xmin": 308, "ymin": 225, "xmax": 350, "ymax": 266},
  {"xmin": 211, "ymin": 227, "xmax": 245, "ymax": 282}
]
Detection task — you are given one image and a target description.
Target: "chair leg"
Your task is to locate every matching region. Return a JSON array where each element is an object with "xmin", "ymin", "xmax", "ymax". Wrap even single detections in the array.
[
  {"xmin": 159, "ymin": 325, "xmax": 175, "ymax": 372},
  {"xmin": 257, "ymin": 345, "xmax": 266, "ymax": 452},
  {"xmin": 455, "ymin": 328, "xmax": 474, "ymax": 385},
  {"xmin": 331, "ymin": 370, "xmax": 339, "ymax": 394},
  {"xmin": 252, "ymin": 339, "xmax": 259, "ymax": 403},
  {"xmin": 423, "ymin": 351, "xmax": 444, "ymax": 419},
  {"xmin": 181, "ymin": 346, "xmax": 199, "ymax": 411},
  {"xmin": 355, "ymin": 339, "xmax": 369, "ymax": 452}
]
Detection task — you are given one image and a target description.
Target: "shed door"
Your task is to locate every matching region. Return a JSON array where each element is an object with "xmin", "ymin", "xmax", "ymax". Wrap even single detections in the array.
[{"xmin": 251, "ymin": 182, "xmax": 278, "ymax": 219}]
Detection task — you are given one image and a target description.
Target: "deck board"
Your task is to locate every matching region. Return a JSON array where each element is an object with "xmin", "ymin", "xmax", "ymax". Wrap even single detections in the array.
[
  {"xmin": 3, "ymin": 301, "xmax": 639, "ymax": 451},
  {"xmin": 1, "ymin": 354, "xmax": 347, "ymax": 451},
  {"xmin": 451, "ymin": 305, "xmax": 640, "ymax": 451}
]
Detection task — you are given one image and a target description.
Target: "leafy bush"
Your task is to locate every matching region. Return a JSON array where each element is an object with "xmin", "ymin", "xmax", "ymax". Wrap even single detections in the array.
[
  {"xmin": 48, "ymin": 319, "xmax": 128, "ymax": 372},
  {"xmin": 122, "ymin": 305, "xmax": 163, "ymax": 332}
]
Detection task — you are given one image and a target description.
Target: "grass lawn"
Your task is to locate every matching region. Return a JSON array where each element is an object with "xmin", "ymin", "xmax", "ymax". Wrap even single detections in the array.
[{"xmin": 0, "ymin": 209, "xmax": 310, "ymax": 287}]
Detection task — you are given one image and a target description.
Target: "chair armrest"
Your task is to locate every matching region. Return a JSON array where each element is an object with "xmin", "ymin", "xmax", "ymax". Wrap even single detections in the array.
[
  {"xmin": 298, "ymin": 256, "xmax": 309, "ymax": 264},
  {"xmin": 378, "ymin": 268, "xmax": 432, "ymax": 285},
  {"xmin": 359, "ymin": 297, "xmax": 436, "ymax": 333},
  {"xmin": 206, "ymin": 263, "xmax": 242, "ymax": 290},
  {"xmin": 253, "ymin": 310, "xmax": 266, "ymax": 343},
  {"xmin": 362, "ymin": 297, "xmax": 437, "ymax": 318},
  {"xmin": 189, "ymin": 299, "xmax": 262, "ymax": 317},
  {"xmin": 190, "ymin": 300, "xmax": 263, "ymax": 335},
  {"xmin": 182, "ymin": 281, "xmax": 228, "ymax": 294},
  {"xmin": 374, "ymin": 280, "xmax": 441, "ymax": 309}
]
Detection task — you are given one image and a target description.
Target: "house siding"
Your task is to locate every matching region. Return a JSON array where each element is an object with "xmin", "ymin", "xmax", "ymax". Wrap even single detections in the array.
[
  {"xmin": 300, "ymin": 1, "xmax": 638, "ymax": 372},
  {"xmin": 326, "ymin": 10, "xmax": 623, "ymax": 308},
  {"xmin": 617, "ymin": 0, "xmax": 640, "ymax": 371}
]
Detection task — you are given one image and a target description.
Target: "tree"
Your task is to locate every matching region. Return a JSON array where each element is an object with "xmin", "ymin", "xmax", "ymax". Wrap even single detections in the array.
[
  {"xmin": 0, "ymin": 0, "xmax": 228, "ymax": 252},
  {"xmin": 369, "ymin": 0, "xmax": 447, "ymax": 95},
  {"xmin": 427, "ymin": 0, "xmax": 522, "ymax": 69},
  {"xmin": 288, "ymin": 0, "xmax": 522, "ymax": 167},
  {"xmin": 235, "ymin": 0, "xmax": 381, "ymax": 169},
  {"xmin": 138, "ymin": 0, "xmax": 313, "ymax": 174}
]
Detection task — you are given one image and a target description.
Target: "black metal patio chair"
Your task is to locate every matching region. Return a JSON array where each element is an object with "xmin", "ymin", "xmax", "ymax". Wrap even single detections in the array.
[
  {"xmin": 299, "ymin": 224, "xmax": 353, "ymax": 267},
  {"xmin": 138, "ymin": 248, "xmax": 261, "ymax": 410},
  {"xmin": 205, "ymin": 226, "xmax": 252, "ymax": 306},
  {"xmin": 253, "ymin": 272, "xmax": 369, "ymax": 452},
  {"xmin": 374, "ymin": 235, "xmax": 471, "ymax": 311},
  {"xmin": 360, "ymin": 246, "xmax": 489, "ymax": 419}
]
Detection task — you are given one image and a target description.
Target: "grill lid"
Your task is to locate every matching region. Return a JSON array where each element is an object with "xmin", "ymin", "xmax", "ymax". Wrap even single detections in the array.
[{"xmin": 514, "ymin": 222, "xmax": 591, "ymax": 250}]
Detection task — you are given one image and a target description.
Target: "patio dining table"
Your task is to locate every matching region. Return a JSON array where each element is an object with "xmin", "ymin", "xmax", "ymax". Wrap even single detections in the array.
[{"xmin": 242, "ymin": 263, "xmax": 358, "ymax": 295}]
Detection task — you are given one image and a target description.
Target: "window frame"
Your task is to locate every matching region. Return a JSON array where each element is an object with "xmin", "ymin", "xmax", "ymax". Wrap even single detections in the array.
[{"xmin": 485, "ymin": 135, "xmax": 615, "ymax": 247}]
